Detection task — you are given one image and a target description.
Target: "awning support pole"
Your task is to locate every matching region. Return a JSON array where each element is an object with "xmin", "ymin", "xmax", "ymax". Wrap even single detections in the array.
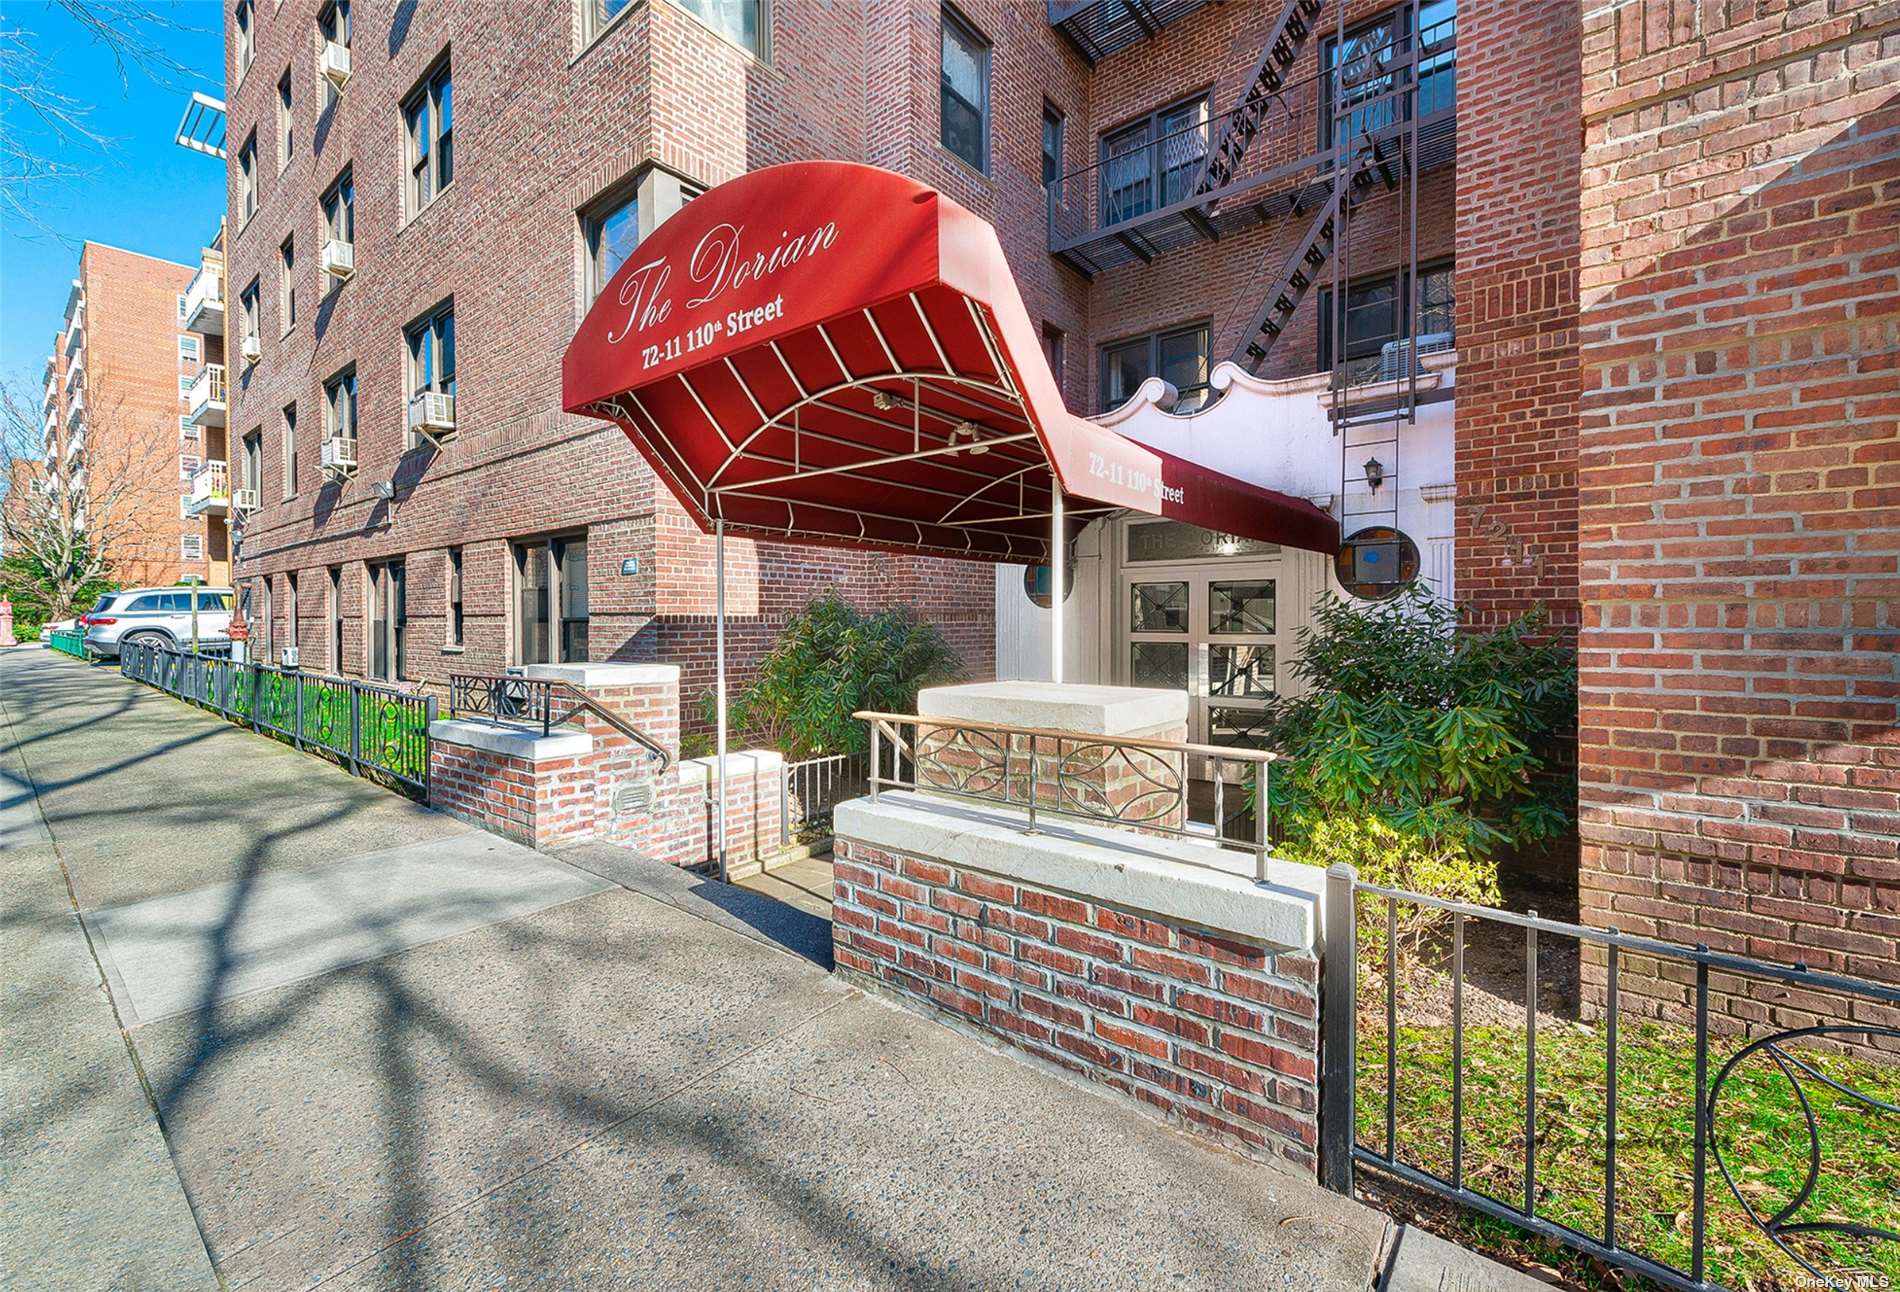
[
  {"xmin": 715, "ymin": 518, "xmax": 729, "ymax": 884},
  {"xmin": 1050, "ymin": 473, "xmax": 1065, "ymax": 685}
]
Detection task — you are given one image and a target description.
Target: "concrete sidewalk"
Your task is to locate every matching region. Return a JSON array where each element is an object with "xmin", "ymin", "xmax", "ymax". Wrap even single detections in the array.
[{"xmin": 1, "ymin": 646, "xmax": 1543, "ymax": 1291}]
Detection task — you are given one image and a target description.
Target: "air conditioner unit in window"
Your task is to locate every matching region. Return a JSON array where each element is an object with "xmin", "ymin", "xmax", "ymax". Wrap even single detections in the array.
[
  {"xmin": 320, "ymin": 238, "xmax": 354, "ymax": 281},
  {"xmin": 320, "ymin": 41, "xmax": 351, "ymax": 89},
  {"xmin": 233, "ymin": 487, "xmax": 260, "ymax": 513},
  {"xmin": 406, "ymin": 391, "xmax": 456, "ymax": 442},
  {"xmin": 281, "ymin": 646, "xmax": 300, "ymax": 668},
  {"xmin": 241, "ymin": 334, "xmax": 262, "ymax": 364},
  {"xmin": 320, "ymin": 436, "xmax": 357, "ymax": 475},
  {"xmin": 1376, "ymin": 331, "xmax": 1455, "ymax": 383}
]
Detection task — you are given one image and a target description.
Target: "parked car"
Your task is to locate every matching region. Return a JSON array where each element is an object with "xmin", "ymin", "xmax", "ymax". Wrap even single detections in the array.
[
  {"xmin": 81, "ymin": 587, "xmax": 234, "ymax": 658},
  {"xmin": 38, "ymin": 618, "xmax": 77, "ymax": 642}
]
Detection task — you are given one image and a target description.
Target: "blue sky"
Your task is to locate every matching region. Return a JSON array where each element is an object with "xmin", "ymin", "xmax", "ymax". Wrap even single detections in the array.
[{"xmin": 1, "ymin": 0, "xmax": 225, "ymax": 383}]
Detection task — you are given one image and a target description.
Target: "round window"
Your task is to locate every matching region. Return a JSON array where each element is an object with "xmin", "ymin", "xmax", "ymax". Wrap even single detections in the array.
[
  {"xmin": 1333, "ymin": 526, "xmax": 1420, "ymax": 601},
  {"xmin": 1023, "ymin": 561, "xmax": 1077, "ymax": 609}
]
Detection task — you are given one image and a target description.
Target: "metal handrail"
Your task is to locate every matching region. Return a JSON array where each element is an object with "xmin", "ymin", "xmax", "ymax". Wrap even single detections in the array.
[
  {"xmin": 448, "ymin": 672, "xmax": 670, "ymax": 770},
  {"xmin": 854, "ymin": 709, "xmax": 1274, "ymax": 879}
]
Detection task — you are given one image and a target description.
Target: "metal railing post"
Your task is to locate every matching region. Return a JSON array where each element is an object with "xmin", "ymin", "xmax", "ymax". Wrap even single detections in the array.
[
  {"xmin": 868, "ymin": 721, "xmax": 881, "ymax": 803},
  {"xmin": 348, "ymin": 685, "xmax": 361, "ymax": 776},
  {"xmin": 1318, "ymin": 862, "xmax": 1358, "ymax": 1194},
  {"xmin": 1253, "ymin": 758, "xmax": 1270, "ymax": 882},
  {"xmin": 294, "ymin": 675, "xmax": 305, "ymax": 749},
  {"xmin": 423, "ymin": 693, "xmax": 437, "ymax": 796},
  {"xmin": 250, "ymin": 663, "xmax": 262, "ymax": 733},
  {"xmin": 780, "ymin": 764, "xmax": 790, "ymax": 847}
]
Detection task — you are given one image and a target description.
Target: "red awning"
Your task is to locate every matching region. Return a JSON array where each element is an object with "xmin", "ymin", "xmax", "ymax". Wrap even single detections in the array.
[{"xmin": 563, "ymin": 161, "xmax": 1337, "ymax": 564}]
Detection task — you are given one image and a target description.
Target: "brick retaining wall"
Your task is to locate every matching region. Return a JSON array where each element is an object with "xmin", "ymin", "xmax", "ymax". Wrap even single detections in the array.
[{"xmin": 831, "ymin": 835, "xmax": 1321, "ymax": 1171}]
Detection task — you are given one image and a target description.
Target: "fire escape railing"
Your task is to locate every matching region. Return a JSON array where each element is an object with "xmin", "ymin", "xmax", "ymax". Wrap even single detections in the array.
[{"xmin": 1045, "ymin": 5, "xmax": 1456, "ymax": 279}]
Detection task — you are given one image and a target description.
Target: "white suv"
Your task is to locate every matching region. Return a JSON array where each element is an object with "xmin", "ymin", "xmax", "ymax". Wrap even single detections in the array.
[{"xmin": 81, "ymin": 587, "xmax": 234, "ymax": 658}]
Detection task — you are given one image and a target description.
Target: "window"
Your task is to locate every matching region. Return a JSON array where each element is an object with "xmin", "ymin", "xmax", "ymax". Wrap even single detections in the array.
[
  {"xmin": 583, "ymin": 185, "xmax": 639, "ymax": 303},
  {"xmin": 1320, "ymin": 0, "xmax": 1456, "ymax": 150},
  {"xmin": 279, "ymin": 237, "xmax": 296, "ymax": 332},
  {"xmin": 178, "ymin": 374, "xmax": 194, "ymax": 397},
  {"xmin": 318, "ymin": 0, "xmax": 350, "ymax": 47},
  {"xmin": 323, "ymin": 369, "xmax": 357, "ymax": 445},
  {"xmin": 446, "ymin": 546, "xmax": 464, "ymax": 646},
  {"xmin": 1317, "ymin": 260, "xmax": 1455, "ymax": 384},
  {"xmin": 178, "ymin": 335, "xmax": 200, "ymax": 362},
  {"xmin": 368, "ymin": 559, "xmax": 406, "ymax": 681},
  {"xmin": 1099, "ymin": 322, "xmax": 1212, "ymax": 412},
  {"xmin": 1041, "ymin": 323, "xmax": 1065, "ymax": 386},
  {"xmin": 940, "ymin": 8, "xmax": 989, "ymax": 173},
  {"xmin": 512, "ymin": 535, "xmax": 588, "ymax": 665},
  {"xmin": 242, "ymin": 429, "xmax": 263, "ymax": 497},
  {"xmin": 1099, "ymin": 93, "xmax": 1209, "ymax": 225},
  {"xmin": 1041, "ymin": 102, "xmax": 1064, "ymax": 190},
  {"xmin": 180, "ymin": 415, "xmax": 199, "ymax": 441},
  {"xmin": 403, "ymin": 58, "xmax": 453, "ymax": 215},
  {"xmin": 260, "ymin": 577, "xmax": 273, "ymax": 661},
  {"xmin": 328, "ymin": 565, "xmax": 344, "ymax": 671},
  {"xmin": 287, "ymin": 572, "xmax": 299, "ymax": 658},
  {"xmin": 282, "ymin": 403, "xmax": 298, "ymax": 496},
  {"xmin": 277, "ymin": 67, "xmax": 293, "ymax": 169},
  {"xmin": 586, "ymin": 0, "xmax": 636, "ymax": 42},
  {"xmin": 321, "ymin": 166, "xmax": 354, "ymax": 254},
  {"xmin": 405, "ymin": 303, "xmax": 456, "ymax": 403},
  {"xmin": 235, "ymin": 0, "xmax": 254, "ymax": 79},
  {"xmin": 239, "ymin": 279, "xmax": 261, "ymax": 349},
  {"xmin": 177, "ymin": 292, "xmax": 188, "ymax": 321},
  {"xmin": 673, "ymin": 0, "xmax": 765, "ymax": 55},
  {"xmin": 180, "ymin": 455, "xmax": 202, "ymax": 481},
  {"xmin": 238, "ymin": 133, "xmax": 257, "ymax": 225}
]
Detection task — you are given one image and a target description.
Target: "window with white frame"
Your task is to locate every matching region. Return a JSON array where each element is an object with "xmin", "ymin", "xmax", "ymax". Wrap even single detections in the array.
[
  {"xmin": 238, "ymin": 132, "xmax": 257, "ymax": 225},
  {"xmin": 585, "ymin": 0, "xmax": 636, "ymax": 43},
  {"xmin": 182, "ymin": 533, "xmax": 204, "ymax": 561},
  {"xmin": 323, "ymin": 368, "xmax": 357, "ymax": 445},
  {"xmin": 582, "ymin": 184, "xmax": 638, "ymax": 304},
  {"xmin": 235, "ymin": 0, "xmax": 254, "ymax": 80},
  {"xmin": 279, "ymin": 237, "xmax": 296, "ymax": 332},
  {"xmin": 318, "ymin": 1, "xmax": 351, "ymax": 108},
  {"xmin": 404, "ymin": 302, "xmax": 454, "ymax": 442},
  {"xmin": 282, "ymin": 403, "xmax": 299, "ymax": 496},
  {"xmin": 1100, "ymin": 321, "xmax": 1212, "ymax": 413},
  {"xmin": 178, "ymin": 375, "xmax": 194, "ymax": 396},
  {"xmin": 240, "ymin": 279, "xmax": 261, "ymax": 352},
  {"xmin": 277, "ymin": 66, "xmax": 294, "ymax": 169},
  {"xmin": 402, "ymin": 57, "xmax": 453, "ymax": 215},
  {"xmin": 180, "ymin": 415, "xmax": 199, "ymax": 441},
  {"xmin": 940, "ymin": 7, "xmax": 989, "ymax": 173},
  {"xmin": 179, "ymin": 335, "xmax": 200, "ymax": 362}
]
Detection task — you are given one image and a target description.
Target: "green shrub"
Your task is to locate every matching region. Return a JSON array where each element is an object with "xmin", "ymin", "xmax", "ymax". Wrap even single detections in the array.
[
  {"xmin": 707, "ymin": 591, "xmax": 963, "ymax": 759},
  {"xmin": 1278, "ymin": 815, "xmax": 1501, "ymax": 963},
  {"xmin": 1264, "ymin": 586, "xmax": 1575, "ymax": 860}
]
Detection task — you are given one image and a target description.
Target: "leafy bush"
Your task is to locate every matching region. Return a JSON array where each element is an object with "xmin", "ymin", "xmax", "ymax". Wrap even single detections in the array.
[
  {"xmin": 708, "ymin": 591, "xmax": 963, "ymax": 759},
  {"xmin": 1264, "ymin": 586, "xmax": 1575, "ymax": 860},
  {"xmin": 1278, "ymin": 815, "xmax": 1501, "ymax": 963}
]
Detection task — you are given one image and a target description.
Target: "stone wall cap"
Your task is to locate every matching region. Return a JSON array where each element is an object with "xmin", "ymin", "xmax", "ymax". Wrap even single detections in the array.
[
  {"xmin": 675, "ymin": 749, "xmax": 785, "ymax": 785},
  {"xmin": 519, "ymin": 663, "xmax": 680, "ymax": 688},
  {"xmin": 428, "ymin": 719, "xmax": 594, "ymax": 761},
  {"xmin": 916, "ymin": 681, "xmax": 1188, "ymax": 736},
  {"xmin": 835, "ymin": 791, "xmax": 1320, "ymax": 951}
]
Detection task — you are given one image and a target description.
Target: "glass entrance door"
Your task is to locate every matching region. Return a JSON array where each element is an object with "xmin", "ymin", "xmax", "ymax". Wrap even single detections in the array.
[{"xmin": 1123, "ymin": 560, "xmax": 1280, "ymax": 757}]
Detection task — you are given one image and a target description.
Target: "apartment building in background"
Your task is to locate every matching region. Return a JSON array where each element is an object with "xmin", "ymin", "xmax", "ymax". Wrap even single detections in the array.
[{"xmin": 44, "ymin": 243, "xmax": 225, "ymax": 589}]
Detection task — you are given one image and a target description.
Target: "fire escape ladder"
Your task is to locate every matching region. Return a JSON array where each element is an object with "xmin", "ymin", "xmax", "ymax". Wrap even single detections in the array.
[
  {"xmin": 1190, "ymin": 0, "xmax": 1325, "ymax": 198},
  {"xmin": 1229, "ymin": 138, "xmax": 1398, "ymax": 375}
]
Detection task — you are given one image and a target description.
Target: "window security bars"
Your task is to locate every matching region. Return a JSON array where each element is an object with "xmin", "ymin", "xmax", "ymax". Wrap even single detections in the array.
[
  {"xmin": 1317, "ymin": 864, "xmax": 1900, "ymax": 1292},
  {"xmin": 855, "ymin": 710, "xmax": 1273, "ymax": 880},
  {"xmin": 447, "ymin": 672, "xmax": 668, "ymax": 769},
  {"xmin": 119, "ymin": 638, "xmax": 433, "ymax": 793},
  {"xmin": 779, "ymin": 751, "xmax": 869, "ymax": 847}
]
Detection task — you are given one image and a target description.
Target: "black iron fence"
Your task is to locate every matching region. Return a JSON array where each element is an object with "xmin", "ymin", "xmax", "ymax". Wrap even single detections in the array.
[
  {"xmin": 447, "ymin": 671, "xmax": 669, "ymax": 769},
  {"xmin": 1318, "ymin": 864, "xmax": 1900, "ymax": 1291},
  {"xmin": 120, "ymin": 638, "xmax": 434, "ymax": 793},
  {"xmin": 779, "ymin": 751, "xmax": 868, "ymax": 847}
]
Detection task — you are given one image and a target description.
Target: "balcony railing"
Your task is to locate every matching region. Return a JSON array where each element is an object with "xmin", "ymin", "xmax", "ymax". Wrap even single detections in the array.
[
  {"xmin": 63, "ymin": 314, "xmax": 85, "ymax": 357},
  {"xmin": 1047, "ymin": 11, "xmax": 1456, "ymax": 275},
  {"xmin": 185, "ymin": 459, "xmax": 230, "ymax": 517},
  {"xmin": 183, "ymin": 261, "xmax": 225, "ymax": 335},
  {"xmin": 1048, "ymin": 0, "xmax": 1221, "ymax": 63},
  {"xmin": 188, "ymin": 363, "xmax": 227, "ymax": 428}
]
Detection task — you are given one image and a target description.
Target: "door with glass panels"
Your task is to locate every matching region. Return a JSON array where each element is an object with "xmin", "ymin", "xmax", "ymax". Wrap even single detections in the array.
[{"xmin": 1124, "ymin": 562, "xmax": 1280, "ymax": 764}]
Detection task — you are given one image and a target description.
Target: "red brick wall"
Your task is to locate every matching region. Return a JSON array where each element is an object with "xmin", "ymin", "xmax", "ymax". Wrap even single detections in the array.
[
  {"xmin": 1575, "ymin": 0, "xmax": 1900, "ymax": 1013},
  {"xmin": 832, "ymin": 836, "xmax": 1321, "ymax": 1171},
  {"xmin": 73, "ymin": 244, "xmax": 204, "ymax": 589},
  {"xmin": 1451, "ymin": 0, "xmax": 1582, "ymax": 630}
]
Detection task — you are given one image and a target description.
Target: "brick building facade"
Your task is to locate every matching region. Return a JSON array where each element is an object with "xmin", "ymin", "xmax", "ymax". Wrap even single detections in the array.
[
  {"xmin": 216, "ymin": 0, "xmax": 1575, "ymax": 726},
  {"xmin": 44, "ymin": 244, "xmax": 217, "ymax": 591},
  {"xmin": 1575, "ymin": 1, "xmax": 1900, "ymax": 1011}
]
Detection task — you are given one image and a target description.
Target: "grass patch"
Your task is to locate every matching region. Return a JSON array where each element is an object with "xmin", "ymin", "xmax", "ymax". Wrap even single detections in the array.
[{"xmin": 1357, "ymin": 1016, "xmax": 1900, "ymax": 1289}]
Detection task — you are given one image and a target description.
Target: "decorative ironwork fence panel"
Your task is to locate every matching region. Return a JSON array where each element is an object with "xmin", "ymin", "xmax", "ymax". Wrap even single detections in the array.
[
  {"xmin": 780, "ymin": 751, "xmax": 868, "ymax": 846},
  {"xmin": 1317, "ymin": 864, "xmax": 1900, "ymax": 1292},
  {"xmin": 117, "ymin": 640, "xmax": 434, "ymax": 794},
  {"xmin": 48, "ymin": 628, "xmax": 87, "ymax": 659}
]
